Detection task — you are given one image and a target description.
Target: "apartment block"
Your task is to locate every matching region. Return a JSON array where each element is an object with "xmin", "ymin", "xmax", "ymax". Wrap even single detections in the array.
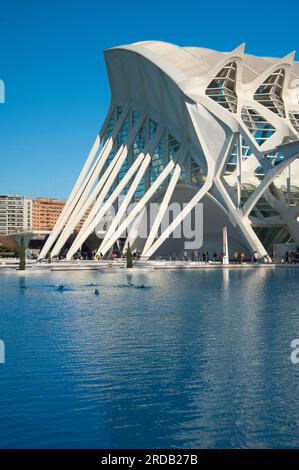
[{"xmin": 0, "ymin": 195, "xmax": 32, "ymax": 235}]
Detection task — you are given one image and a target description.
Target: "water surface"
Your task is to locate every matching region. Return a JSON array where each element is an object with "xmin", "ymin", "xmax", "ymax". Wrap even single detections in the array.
[{"xmin": 0, "ymin": 268, "xmax": 299, "ymax": 448}]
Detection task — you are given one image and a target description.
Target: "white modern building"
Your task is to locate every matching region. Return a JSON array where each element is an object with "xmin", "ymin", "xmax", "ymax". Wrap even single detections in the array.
[
  {"xmin": 39, "ymin": 41, "xmax": 299, "ymax": 260},
  {"xmin": 0, "ymin": 195, "xmax": 32, "ymax": 235}
]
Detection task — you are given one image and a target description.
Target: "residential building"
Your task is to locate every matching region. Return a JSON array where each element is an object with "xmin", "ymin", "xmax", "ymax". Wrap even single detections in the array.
[
  {"xmin": 32, "ymin": 198, "xmax": 65, "ymax": 231},
  {"xmin": 0, "ymin": 194, "xmax": 32, "ymax": 235}
]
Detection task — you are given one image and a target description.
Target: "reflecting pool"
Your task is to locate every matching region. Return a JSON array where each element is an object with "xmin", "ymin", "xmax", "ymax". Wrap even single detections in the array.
[{"xmin": 0, "ymin": 268, "xmax": 299, "ymax": 448}]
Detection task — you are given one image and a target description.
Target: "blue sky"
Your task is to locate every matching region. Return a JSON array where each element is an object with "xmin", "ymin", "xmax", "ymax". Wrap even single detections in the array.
[{"xmin": 0, "ymin": 0, "xmax": 298, "ymax": 199}]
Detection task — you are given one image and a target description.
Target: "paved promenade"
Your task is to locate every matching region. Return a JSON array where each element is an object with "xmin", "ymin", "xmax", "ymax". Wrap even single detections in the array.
[{"xmin": 1, "ymin": 258, "xmax": 298, "ymax": 272}]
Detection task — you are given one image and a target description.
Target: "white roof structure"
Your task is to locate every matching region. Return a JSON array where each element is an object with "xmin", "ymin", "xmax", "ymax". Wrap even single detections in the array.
[
  {"xmin": 39, "ymin": 41, "xmax": 299, "ymax": 261},
  {"xmin": 127, "ymin": 40, "xmax": 299, "ymax": 84}
]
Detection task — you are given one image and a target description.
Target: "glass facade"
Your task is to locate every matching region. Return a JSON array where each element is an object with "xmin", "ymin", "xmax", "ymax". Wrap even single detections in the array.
[
  {"xmin": 224, "ymin": 138, "xmax": 253, "ymax": 175},
  {"xmin": 117, "ymin": 115, "xmax": 129, "ymax": 148},
  {"xmin": 289, "ymin": 111, "xmax": 299, "ymax": 132},
  {"xmin": 252, "ymin": 195, "xmax": 280, "ymax": 218},
  {"xmin": 281, "ymin": 185, "xmax": 299, "ymax": 207},
  {"xmin": 254, "ymin": 69, "xmax": 286, "ymax": 118},
  {"xmin": 116, "ymin": 105, "xmax": 123, "ymax": 120},
  {"xmin": 241, "ymin": 106, "xmax": 276, "ymax": 145},
  {"xmin": 100, "ymin": 102, "xmax": 288, "ymax": 225},
  {"xmin": 149, "ymin": 119, "xmax": 158, "ymax": 140},
  {"xmin": 239, "ymin": 183, "xmax": 279, "ymax": 218},
  {"xmin": 104, "ymin": 114, "xmax": 115, "ymax": 141},
  {"xmin": 101, "ymin": 112, "xmax": 162, "ymax": 202},
  {"xmin": 131, "ymin": 126, "xmax": 145, "ymax": 200},
  {"xmin": 132, "ymin": 110, "xmax": 139, "ymax": 126},
  {"xmin": 149, "ymin": 138, "xmax": 165, "ymax": 185},
  {"xmin": 168, "ymin": 134, "xmax": 180, "ymax": 160},
  {"xmin": 253, "ymin": 226, "xmax": 293, "ymax": 250},
  {"xmin": 206, "ymin": 62, "xmax": 238, "ymax": 113},
  {"xmin": 118, "ymin": 160, "xmax": 129, "ymax": 196},
  {"xmin": 224, "ymin": 145, "xmax": 237, "ymax": 175},
  {"xmin": 266, "ymin": 151, "xmax": 284, "ymax": 166},
  {"xmin": 132, "ymin": 126, "xmax": 145, "ymax": 160},
  {"xmin": 102, "ymin": 107, "xmax": 130, "ymax": 200},
  {"xmin": 101, "ymin": 106, "xmax": 211, "ymax": 202}
]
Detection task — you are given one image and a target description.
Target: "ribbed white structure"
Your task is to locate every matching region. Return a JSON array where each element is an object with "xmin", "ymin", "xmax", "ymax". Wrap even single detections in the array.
[{"xmin": 38, "ymin": 41, "xmax": 299, "ymax": 261}]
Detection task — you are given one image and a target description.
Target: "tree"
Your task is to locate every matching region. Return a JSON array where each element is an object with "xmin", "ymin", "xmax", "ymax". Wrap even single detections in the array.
[
  {"xmin": 126, "ymin": 243, "xmax": 133, "ymax": 269},
  {"xmin": 19, "ymin": 236, "xmax": 26, "ymax": 271}
]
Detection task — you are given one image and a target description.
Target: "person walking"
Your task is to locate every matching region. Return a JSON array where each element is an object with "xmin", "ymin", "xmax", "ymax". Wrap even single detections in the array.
[{"xmin": 284, "ymin": 251, "xmax": 289, "ymax": 264}]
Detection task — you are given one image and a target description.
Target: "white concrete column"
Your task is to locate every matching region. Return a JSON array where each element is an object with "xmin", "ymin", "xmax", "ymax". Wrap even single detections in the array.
[
  {"xmin": 98, "ymin": 155, "xmax": 151, "ymax": 256},
  {"xmin": 143, "ymin": 173, "xmax": 213, "ymax": 259},
  {"xmin": 142, "ymin": 164, "xmax": 181, "ymax": 257},
  {"xmin": 50, "ymin": 140, "xmax": 119, "ymax": 257},
  {"xmin": 97, "ymin": 160, "xmax": 176, "ymax": 258},
  {"xmin": 51, "ymin": 113, "xmax": 144, "ymax": 257},
  {"xmin": 38, "ymin": 105, "xmax": 129, "ymax": 259},
  {"xmin": 38, "ymin": 133, "xmax": 101, "ymax": 259},
  {"xmin": 237, "ymin": 133, "xmax": 242, "ymax": 209},
  {"xmin": 97, "ymin": 127, "xmax": 165, "ymax": 257},
  {"xmin": 66, "ymin": 151, "xmax": 149, "ymax": 260},
  {"xmin": 64, "ymin": 115, "xmax": 146, "ymax": 258}
]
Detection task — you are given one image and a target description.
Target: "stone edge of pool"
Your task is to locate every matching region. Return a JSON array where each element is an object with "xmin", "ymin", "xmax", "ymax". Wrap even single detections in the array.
[{"xmin": 1, "ymin": 260, "xmax": 299, "ymax": 272}]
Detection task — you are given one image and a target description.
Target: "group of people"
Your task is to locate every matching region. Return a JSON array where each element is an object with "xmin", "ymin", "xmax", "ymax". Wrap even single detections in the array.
[
  {"xmin": 96, "ymin": 250, "xmax": 142, "ymax": 261},
  {"xmin": 283, "ymin": 249, "xmax": 299, "ymax": 264},
  {"xmin": 237, "ymin": 251, "xmax": 270, "ymax": 264},
  {"xmin": 169, "ymin": 250, "xmax": 219, "ymax": 263}
]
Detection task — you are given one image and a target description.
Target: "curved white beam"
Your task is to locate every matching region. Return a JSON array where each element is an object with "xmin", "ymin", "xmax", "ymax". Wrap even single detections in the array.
[
  {"xmin": 96, "ymin": 160, "xmax": 176, "ymax": 258},
  {"xmin": 97, "ymin": 127, "xmax": 165, "ymax": 256},
  {"xmin": 142, "ymin": 164, "xmax": 181, "ymax": 257},
  {"xmin": 38, "ymin": 105, "xmax": 129, "ymax": 259},
  {"xmin": 97, "ymin": 155, "xmax": 151, "ymax": 257},
  {"xmin": 66, "ymin": 151, "xmax": 150, "ymax": 260},
  {"xmin": 242, "ymin": 141, "xmax": 299, "ymax": 217},
  {"xmin": 38, "ymin": 133, "xmax": 100, "ymax": 259},
  {"xmin": 51, "ymin": 113, "xmax": 145, "ymax": 257},
  {"xmin": 51, "ymin": 140, "xmax": 123, "ymax": 257},
  {"xmin": 143, "ymin": 171, "xmax": 213, "ymax": 259}
]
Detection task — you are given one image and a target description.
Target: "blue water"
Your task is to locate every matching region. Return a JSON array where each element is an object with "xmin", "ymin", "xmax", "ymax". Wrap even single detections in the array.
[{"xmin": 0, "ymin": 268, "xmax": 299, "ymax": 448}]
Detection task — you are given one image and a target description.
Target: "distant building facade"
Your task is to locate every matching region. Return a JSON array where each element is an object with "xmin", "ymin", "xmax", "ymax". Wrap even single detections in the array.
[
  {"xmin": 0, "ymin": 194, "xmax": 91, "ymax": 239},
  {"xmin": 32, "ymin": 197, "xmax": 90, "ymax": 232},
  {"xmin": 0, "ymin": 195, "xmax": 32, "ymax": 235},
  {"xmin": 32, "ymin": 198, "xmax": 65, "ymax": 231}
]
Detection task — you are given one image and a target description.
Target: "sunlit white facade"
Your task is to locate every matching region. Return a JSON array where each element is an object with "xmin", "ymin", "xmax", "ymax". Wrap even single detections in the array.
[
  {"xmin": 39, "ymin": 41, "xmax": 299, "ymax": 260},
  {"xmin": 0, "ymin": 195, "xmax": 32, "ymax": 235}
]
